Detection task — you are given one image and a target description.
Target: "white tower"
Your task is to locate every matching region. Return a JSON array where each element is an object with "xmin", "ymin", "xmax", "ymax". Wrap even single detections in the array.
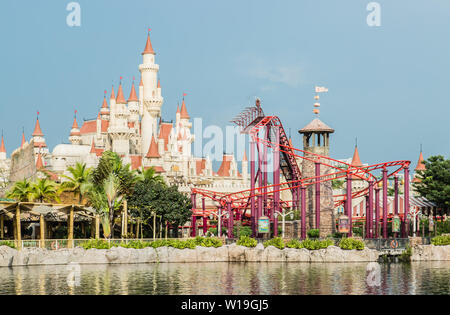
[
  {"xmin": 139, "ymin": 31, "xmax": 163, "ymax": 156},
  {"xmin": 69, "ymin": 114, "xmax": 82, "ymax": 145},
  {"xmin": 108, "ymin": 82, "xmax": 133, "ymax": 155}
]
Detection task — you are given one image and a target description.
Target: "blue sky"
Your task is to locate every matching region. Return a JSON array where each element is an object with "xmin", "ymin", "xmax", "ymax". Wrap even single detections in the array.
[{"xmin": 0, "ymin": 0, "xmax": 449, "ymax": 168}]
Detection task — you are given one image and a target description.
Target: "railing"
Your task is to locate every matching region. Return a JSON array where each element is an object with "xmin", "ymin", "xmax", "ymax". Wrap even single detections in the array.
[{"xmin": 364, "ymin": 238, "xmax": 410, "ymax": 251}]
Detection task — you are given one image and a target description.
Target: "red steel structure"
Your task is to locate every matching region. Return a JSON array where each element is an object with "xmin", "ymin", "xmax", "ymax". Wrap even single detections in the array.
[{"xmin": 190, "ymin": 100, "xmax": 411, "ymax": 239}]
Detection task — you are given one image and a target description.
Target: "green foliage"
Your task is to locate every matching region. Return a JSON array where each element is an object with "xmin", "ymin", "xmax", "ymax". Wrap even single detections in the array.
[
  {"xmin": 285, "ymin": 239, "xmax": 302, "ymax": 249},
  {"xmin": 236, "ymin": 236, "xmax": 258, "ymax": 248},
  {"xmin": 79, "ymin": 239, "xmax": 112, "ymax": 250},
  {"xmin": 431, "ymin": 235, "xmax": 450, "ymax": 246},
  {"xmin": 60, "ymin": 162, "xmax": 92, "ymax": 203},
  {"xmin": 135, "ymin": 166, "xmax": 164, "ymax": 183},
  {"xmin": 332, "ymin": 179, "xmax": 345, "ymax": 190},
  {"xmin": 6, "ymin": 179, "xmax": 33, "ymax": 202},
  {"xmin": 307, "ymin": 229, "xmax": 320, "ymax": 239},
  {"xmin": 0, "ymin": 241, "xmax": 16, "ymax": 248},
  {"xmin": 414, "ymin": 155, "xmax": 450, "ymax": 210},
  {"xmin": 399, "ymin": 245, "xmax": 412, "ymax": 263},
  {"xmin": 195, "ymin": 236, "xmax": 223, "ymax": 248},
  {"xmin": 128, "ymin": 179, "xmax": 191, "ymax": 238},
  {"xmin": 263, "ymin": 237, "xmax": 285, "ymax": 249},
  {"xmin": 235, "ymin": 225, "xmax": 252, "ymax": 237},
  {"xmin": 339, "ymin": 238, "xmax": 365, "ymax": 250}
]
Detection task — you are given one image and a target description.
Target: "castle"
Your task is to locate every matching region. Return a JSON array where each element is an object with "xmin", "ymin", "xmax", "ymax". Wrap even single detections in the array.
[{"xmin": 0, "ymin": 32, "xmax": 249, "ymax": 196}]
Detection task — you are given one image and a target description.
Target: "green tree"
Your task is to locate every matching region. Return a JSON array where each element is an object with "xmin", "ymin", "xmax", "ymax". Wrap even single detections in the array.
[
  {"xmin": 128, "ymin": 179, "xmax": 191, "ymax": 238},
  {"xmin": 86, "ymin": 151, "xmax": 137, "ymax": 238},
  {"xmin": 135, "ymin": 166, "xmax": 164, "ymax": 183},
  {"xmin": 413, "ymin": 155, "xmax": 450, "ymax": 210},
  {"xmin": 60, "ymin": 162, "xmax": 92, "ymax": 204},
  {"xmin": 6, "ymin": 178, "xmax": 33, "ymax": 202},
  {"xmin": 30, "ymin": 178, "xmax": 61, "ymax": 203}
]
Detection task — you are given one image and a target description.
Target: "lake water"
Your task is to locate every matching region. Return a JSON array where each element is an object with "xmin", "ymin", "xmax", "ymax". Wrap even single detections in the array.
[{"xmin": 0, "ymin": 262, "xmax": 448, "ymax": 295}]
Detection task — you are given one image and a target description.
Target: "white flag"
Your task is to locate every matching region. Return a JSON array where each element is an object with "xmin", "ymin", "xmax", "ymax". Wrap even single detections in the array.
[{"xmin": 315, "ymin": 86, "xmax": 328, "ymax": 93}]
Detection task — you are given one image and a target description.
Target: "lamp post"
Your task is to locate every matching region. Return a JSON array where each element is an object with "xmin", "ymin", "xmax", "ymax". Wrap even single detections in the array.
[
  {"xmin": 209, "ymin": 207, "xmax": 227, "ymax": 237},
  {"xmin": 274, "ymin": 209, "xmax": 294, "ymax": 239}
]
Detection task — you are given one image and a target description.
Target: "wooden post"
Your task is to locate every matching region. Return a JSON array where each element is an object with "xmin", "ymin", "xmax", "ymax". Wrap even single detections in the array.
[
  {"xmin": 68, "ymin": 205, "xmax": 74, "ymax": 248},
  {"xmin": 0, "ymin": 215, "xmax": 4, "ymax": 239},
  {"xmin": 95, "ymin": 215, "xmax": 100, "ymax": 239},
  {"xmin": 40, "ymin": 214, "xmax": 45, "ymax": 248},
  {"xmin": 123, "ymin": 199, "xmax": 128, "ymax": 238},
  {"xmin": 136, "ymin": 218, "xmax": 140, "ymax": 239},
  {"xmin": 16, "ymin": 203, "xmax": 21, "ymax": 249}
]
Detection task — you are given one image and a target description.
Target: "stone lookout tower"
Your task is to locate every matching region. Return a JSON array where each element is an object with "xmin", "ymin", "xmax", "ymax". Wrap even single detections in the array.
[{"xmin": 298, "ymin": 118, "xmax": 335, "ymax": 237}]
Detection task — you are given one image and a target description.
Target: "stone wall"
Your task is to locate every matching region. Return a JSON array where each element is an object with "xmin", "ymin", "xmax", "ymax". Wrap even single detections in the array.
[
  {"xmin": 411, "ymin": 245, "xmax": 450, "ymax": 261},
  {"xmin": 0, "ymin": 244, "xmax": 380, "ymax": 267}
]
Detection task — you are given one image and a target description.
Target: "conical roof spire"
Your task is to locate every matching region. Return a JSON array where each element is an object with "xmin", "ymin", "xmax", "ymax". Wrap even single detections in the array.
[
  {"xmin": 180, "ymin": 99, "xmax": 190, "ymax": 120},
  {"xmin": 21, "ymin": 129, "xmax": 26, "ymax": 148},
  {"xmin": 146, "ymin": 136, "xmax": 160, "ymax": 158},
  {"xmin": 36, "ymin": 145, "xmax": 44, "ymax": 169},
  {"xmin": 116, "ymin": 81, "xmax": 126, "ymax": 104},
  {"xmin": 139, "ymin": 76, "xmax": 143, "ymax": 87},
  {"xmin": 0, "ymin": 133, "xmax": 6, "ymax": 153},
  {"xmin": 351, "ymin": 145, "xmax": 363, "ymax": 167},
  {"xmin": 32, "ymin": 115, "xmax": 44, "ymax": 137},
  {"xmin": 102, "ymin": 95, "xmax": 108, "ymax": 109},
  {"xmin": 142, "ymin": 31, "xmax": 155, "ymax": 55},
  {"xmin": 157, "ymin": 79, "xmax": 161, "ymax": 88},
  {"xmin": 71, "ymin": 116, "xmax": 79, "ymax": 129},
  {"xmin": 415, "ymin": 151, "xmax": 426, "ymax": 171},
  {"xmin": 128, "ymin": 81, "xmax": 138, "ymax": 102},
  {"xmin": 110, "ymin": 85, "xmax": 116, "ymax": 100},
  {"xmin": 176, "ymin": 104, "xmax": 180, "ymax": 114},
  {"xmin": 243, "ymin": 150, "xmax": 247, "ymax": 162}
]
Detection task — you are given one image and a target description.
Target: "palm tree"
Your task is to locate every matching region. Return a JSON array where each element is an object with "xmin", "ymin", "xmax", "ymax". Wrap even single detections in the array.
[
  {"xmin": 6, "ymin": 179, "xmax": 33, "ymax": 202},
  {"xmin": 87, "ymin": 151, "xmax": 137, "ymax": 238},
  {"xmin": 60, "ymin": 162, "xmax": 92, "ymax": 204},
  {"xmin": 30, "ymin": 178, "xmax": 61, "ymax": 203},
  {"xmin": 135, "ymin": 166, "xmax": 164, "ymax": 183}
]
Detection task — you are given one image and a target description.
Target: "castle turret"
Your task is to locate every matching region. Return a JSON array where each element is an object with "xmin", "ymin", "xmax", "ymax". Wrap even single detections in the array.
[
  {"xmin": 298, "ymin": 118, "xmax": 335, "ymax": 237},
  {"xmin": 139, "ymin": 31, "xmax": 163, "ymax": 155},
  {"xmin": 31, "ymin": 114, "xmax": 49, "ymax": 157},
  {"xmin": 100, "ymin": 94, "xmax": 110, "ymax": 120},
  {"xmin": 69, "ymin": 114, "xmax": 82, "ymax": 145},
  {"xmin": 108, "ymin": 81, "xmax": 132, "ymax": 155},
  {"xmin": 0, "ymin": 133, "xmax": 6, "ymax": 160}
]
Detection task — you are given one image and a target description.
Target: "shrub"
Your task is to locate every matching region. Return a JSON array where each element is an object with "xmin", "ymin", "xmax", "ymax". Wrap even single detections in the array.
[
  {"xmin": 236, "ymin": 236, "xmax": 258, "ymax": 248},
  {"xmin": 399, "ymin": 245, "xmax": 412, "ymax": 263},
  {"xmin": 286, "ymin": 239, "xmax": 302, "ymax": 249},
  {"xmin": 263, "ymin": 237, "xmax": 285, "ymax": 249},
  {"xmin": 298, "ymin": 239, "xmax": 334, "ymax": 250},
  {"xmin": 79, "ymin": 239, "xmax": 112, "ymax": 250},
  {"xmin": 431, "ymin": 235, "xmax": 450, "ymax": 246},
  {"xmin": 195, "ymin": 236, "xmax": 223, "ymax": 248},
  {"xmin": 119, "ymin": 240, "xmax": 151, "ymax": 249},
  {"xmin": 307, "ymin": 229, "xmax": 320, "ymax": 239},
  {"xmin": 339, "ymin": 238, "xmax": 365, "ymax": 250},
  {"xmin": 0, "ymin": 241, "xmax": 15, "ymax": 249}
]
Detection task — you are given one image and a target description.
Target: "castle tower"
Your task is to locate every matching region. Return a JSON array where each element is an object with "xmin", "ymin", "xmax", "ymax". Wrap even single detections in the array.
[
  {"xmin": 100, "ymin": 94, "xmax": 110, "ymax": 121},
  {"xmin": 108, "ymin": 82, "xmax": 133, "ymax": 155},
  {"xmin": 350, "ymin": 144, "xmax": 368, "ymax": 217},
  {"xmin": 31, "ymin": 114, "xmax": 49, "ymax": 157},
  {"xmin": 69, "ymin": 114, "xmax": 82, "ymax": 145},
  {"xmin": 139, "ymin": 31, "xmax": 163, "ymax": 155},
  {"xmin": 298, "ymin": 118, "xmax": 335, "ymax": 237},
  {"xmin": 0, "ymin": 133, "xmax": 6, "ymax": 160}
]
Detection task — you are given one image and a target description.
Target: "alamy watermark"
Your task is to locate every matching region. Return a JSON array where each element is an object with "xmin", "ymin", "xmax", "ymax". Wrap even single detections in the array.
[
  {"xmin": 366, "ymin": 262, "xmax": 381, "ymax": 287},
  {"xmin": 66, "ymin": 2, "xmax": 81, "ymax": 27},
  {"xmin": 366, "ymin": 2, "xmax": 381, "ymax": 27},
  {"xmin": 66, "ymin": 262, "xmax": 81, "ymax": 287}
]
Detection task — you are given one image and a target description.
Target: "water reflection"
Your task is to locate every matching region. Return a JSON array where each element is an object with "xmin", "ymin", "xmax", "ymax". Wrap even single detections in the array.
[{"xmin": 0, "ymin": 262, "xmax": 448, "ymax": 295}]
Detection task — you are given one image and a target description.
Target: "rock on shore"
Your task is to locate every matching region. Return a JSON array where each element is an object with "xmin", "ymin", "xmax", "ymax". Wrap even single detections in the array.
[
  {"xmin": 411, "ymin": 245, "xmax": 450, "ymax": 261},
  {"xmin": 0, "ymin": 244, "xmax": 383, "ymax": 267}
]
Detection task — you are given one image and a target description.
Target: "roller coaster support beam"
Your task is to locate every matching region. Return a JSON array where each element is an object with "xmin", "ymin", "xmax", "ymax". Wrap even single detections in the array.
[
  {"xmin": 227, "ymin": 201, "xmax": 234, "ymax": 239},
  {"xmin": 315, "ymin": 160, "xmax": 321, "ymax": 230},
  {"xmin": 394, "ymin": 175, "xmax": 399, "ymax": 238},
  {"xmin": 263, "ymin": 127, "xmax": 269, "ymax": 218},
  {"xmin": 273, "ymin": 126, "xmax": 280, "ymax": 237},
  {"xmin": 345, "ymin": 173, "xmax": 353, "ymax": 237},
  {"xmin": 301, "ymin": 185, "xmax": 307, "ymax": 239},
  {"xmin": 191, "ymin": 193, "xmax": 197, "ymax": 237},
  {"xmin": 365, "ymin": 195, "xmax": 369, "ymax": 238},
  {"xmin": 368, "ymin": 180, "xmax": 374, "ymax": 238},
  {"xmin": 258, "ymin": 140, "xmax": 263, "ymax": 225},
  {"xmin": 375, "ymin": 185, "xmax": 380, "ymax": 238},
  {"xmin": 202, "ymin": 197, "xmax": 207, "ymax": 235},
  {"xmin": 404, "ymin": 166, "xmax": 410, "ymax": 238},
  {"xmin": 382, "ymin": 168, "xmax": 388, "ymax": 239},
  {"xmin": 250, "ymin": 137, "xmax": 256, "ymax": 237}
]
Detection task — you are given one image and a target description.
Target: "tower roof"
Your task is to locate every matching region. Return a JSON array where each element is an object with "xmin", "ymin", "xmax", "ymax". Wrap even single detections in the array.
[
  {"xmin": 21, "ymin": 131, "xmax": 26, "ymax": 148},
  {"xmin": 71, "ymin": 117, "xmax": 79, "ymax": 130},
  {"xmin": 146, "ymin": 136, "xmax": 160, "ymax": 158},
  {"xmin": 299, "ymin": 118, "xmax": 334, "ymax": 133},
  {"xmin": 116, "ymin": 82, "xmax": 126, "ymax": 104},
  {"xmin": 128, "ymin": 82, "xmax": 138, "ymax": 102},
  {"xmin": 139, "ymin": 76, "xmax": 143, "ymax": 87},
  {"xmin": 32, "ymin": 118, "xmax": 44, "ymax": 137},
  {"xmin": 415, "ymin": 151, "xmax": 426, "ymax": 171},
  {"xmin": 142, "ymin": 32, "xmax": 155, "ymax": 55},
  {"xmin": 157, "ymin": 79, "xmax": 161, "ymax": 88},
  {"xmin": 176, "ymin": 104, "xmax": 180, "ymax": 114},
  {"xmin": 101, "ymin": 96, "xmax": 108, "ymax": 109},
  {"xmin": 180, "ymin": 99, "xmax": 190, "ymax": 119},
  {"xmin": 217, "ymin": 154, "xmax": 234, "ymax": 177},
  {"xmin": 36, "ymin": 151, "xmax": 44, "ymax": 169},
  {"xmin": 110, "ymin": 86, "xmax": 115, "ymax": 100},
  {"xmin": 242, "ymin": 150, "xmax": 247, "ymax": 162},
  {"xmin": 0, "ymin": 135, "xmax": 6, "ymax": 153},
  {"xmin": 351, "ymin": 146, "xmax": 363, "ymax": 167}
]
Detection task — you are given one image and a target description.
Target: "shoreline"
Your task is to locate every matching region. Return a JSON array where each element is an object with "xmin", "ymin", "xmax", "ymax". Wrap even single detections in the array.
[{"xmin": 0, "ymin": 244, "xmax": 449, "ymax": 267}]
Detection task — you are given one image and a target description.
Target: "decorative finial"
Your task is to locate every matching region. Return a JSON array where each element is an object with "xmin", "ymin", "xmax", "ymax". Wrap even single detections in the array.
[
  {"xmin": 355, "ymin": 137, "xmax": 358, "ymax": 148},
  {"xmin": 183, "ymin": 92, "xmax": 187, "ymax": 100},
  {"xmin": 74, "ymin": 109, "xmax": 77, "ymax": 119},
  {"xmin": 420, "ymin": 143, "xmax": 423, "ymax": 153}
]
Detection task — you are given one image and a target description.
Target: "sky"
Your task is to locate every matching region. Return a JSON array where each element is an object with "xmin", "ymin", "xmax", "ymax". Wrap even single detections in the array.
[{"xmin": 0, "ymin": 0, "xmax": 449, "ymax": 169}]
